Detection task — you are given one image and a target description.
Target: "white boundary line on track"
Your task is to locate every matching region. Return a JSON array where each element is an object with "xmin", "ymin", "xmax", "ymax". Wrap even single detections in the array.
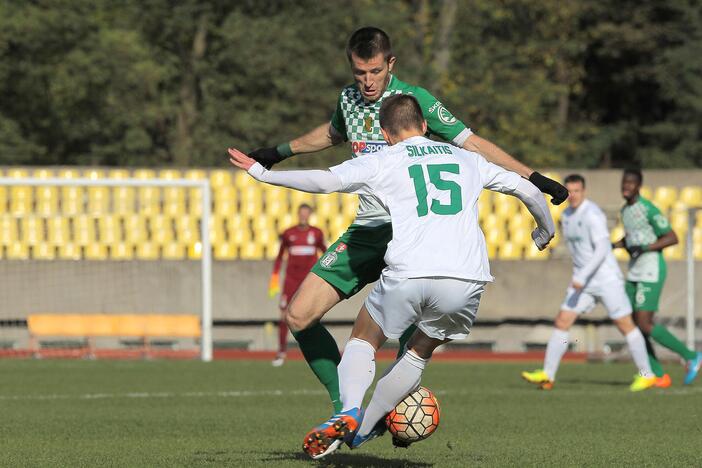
[{"xmin": 1, "ymin": 386, "xmax": 701, "ymax": 401}]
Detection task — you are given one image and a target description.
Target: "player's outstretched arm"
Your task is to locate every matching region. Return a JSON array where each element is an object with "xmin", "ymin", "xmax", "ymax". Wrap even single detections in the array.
[
  {"xmin": 228, "ymin": 148, "xmax": 343, "ymax": 194},
  {"xmin": 463, "ymin": 134, "xmax": 568, "ymax": 205},
  {"xmin": 249, "ymin": 123, "xmax": 345, "ymax": 169}
]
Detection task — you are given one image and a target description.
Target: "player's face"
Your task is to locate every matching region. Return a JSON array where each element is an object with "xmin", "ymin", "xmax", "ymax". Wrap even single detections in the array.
[
  {"xmin": 565, "ymin": 181, "xmax": 585, "ymax": 208},
  {"xmin": 298, "ymin": 207, "xmax": 312, "ymax": 225},
  {"xmin": 621, "ymin": 174, "xmax": 640, "ymax": 201},
  {"xmin": 350, "ymin": 52, "xmax": 396, "ymax": 102}
]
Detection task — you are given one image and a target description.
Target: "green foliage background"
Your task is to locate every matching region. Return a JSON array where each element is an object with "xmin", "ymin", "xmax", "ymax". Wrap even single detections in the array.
[{"xmin": 1, "ymin": 0, "xmax": 700, "ymax": 169}]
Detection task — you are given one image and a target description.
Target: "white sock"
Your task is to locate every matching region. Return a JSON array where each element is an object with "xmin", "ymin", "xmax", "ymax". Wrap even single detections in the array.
[
  {"xmin": 358, "ymin": 350, "xmax": 428, "ymax": 437},
  {"xmin": 625, "ymin": 328, "xmax": 653, "ymax": 377},
  {"xmin": 338, "ymin": 338, "xmax": 376, "ymax": 412},
  {"xmin": 544, "ymin": 329, "xmax": 570, "ymax": 381}
]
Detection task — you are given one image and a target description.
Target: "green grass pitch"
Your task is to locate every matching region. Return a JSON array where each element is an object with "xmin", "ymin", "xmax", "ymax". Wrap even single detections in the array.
[{"xmin": 1, "ymin": 359, "xmax": 701, "ymax": 467}]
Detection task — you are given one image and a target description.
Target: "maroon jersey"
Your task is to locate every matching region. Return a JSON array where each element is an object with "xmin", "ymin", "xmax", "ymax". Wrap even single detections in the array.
[{"xmin": 273, "ymin": 225, "xmax": 326, "ymax": 294}]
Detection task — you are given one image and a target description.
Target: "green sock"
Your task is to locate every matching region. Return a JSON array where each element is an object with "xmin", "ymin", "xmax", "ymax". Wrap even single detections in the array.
[
  {"xmin": 644, "ymin": 335, "xmax": 664, "ymax": 377},
  {"xmin": 292, "ymin": 323, "xmax": 342, "ymax": 413},
  {"xmin": 651, "ymin": 324, "xmax": 696, "ymax": 360},
  {"xmin": 397, "ymin": 325, "xmax": 417, "ymax": 358}
]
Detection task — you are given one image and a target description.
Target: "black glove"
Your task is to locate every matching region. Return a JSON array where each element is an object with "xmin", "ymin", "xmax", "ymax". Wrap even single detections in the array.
[
  {"xmin": 249, "ymin": 146, "xmax": 285, "ymax": 170},
  {"xmin": 626, "ymin": 245, "xmax": 648, "ymax": 260},
  {"xmin": 529, "ymin": 171, "xmax": 569, "ymax": 205}
]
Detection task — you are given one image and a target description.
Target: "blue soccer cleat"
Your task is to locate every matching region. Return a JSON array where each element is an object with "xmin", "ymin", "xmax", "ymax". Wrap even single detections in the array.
[
  {"xmin": 302, "ymin": 407, "xmax": 362, "ymax": 459},
  {"xmin": 349, "ymin": 417, "xmax": 387, "ymax": 449},
  {"xmin": 683, "ymin": 352, "xmax": 702, "ymax": 385}
]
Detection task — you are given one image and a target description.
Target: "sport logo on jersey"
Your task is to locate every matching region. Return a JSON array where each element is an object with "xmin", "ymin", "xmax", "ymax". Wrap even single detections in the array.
[
  {"xmin": 320, "ymin": 252, "xmax": 338, "ymax": 268},
  {"xmin": 428, "ymin": 101, "xmax": 457, "ymax": 126},
  {"xmin": 351, "ymin": 141, "xmax": 387, "ymax": 157}
]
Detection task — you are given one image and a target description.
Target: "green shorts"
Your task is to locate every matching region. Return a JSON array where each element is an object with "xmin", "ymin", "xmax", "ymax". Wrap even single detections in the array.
[
  {"xmin": 625, "ymin": 279, "xmax": 665, "ymax": 312},
  {"xmin": 311, "ymin": 223, "xmax": 393, "ymax": 298}
]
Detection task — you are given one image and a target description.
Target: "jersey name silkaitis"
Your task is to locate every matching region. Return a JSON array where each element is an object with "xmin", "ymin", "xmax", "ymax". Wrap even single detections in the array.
[
  {"xmin": 621, "ymin": 196, "xmax": 672, "ymax": 282},
  {"xmin": 330, "ymin": 75, "xmax": 472, "ymax": 226}
]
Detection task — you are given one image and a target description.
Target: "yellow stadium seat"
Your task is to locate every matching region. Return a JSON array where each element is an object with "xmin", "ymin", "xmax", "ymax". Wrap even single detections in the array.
[
  {"xmin": 61, "ymin": 186, "xmax": 84, "ymax": 215},
  {"xmin": 290, "ymin": 191, "xmax": 314, "ymax": 208},
  {"xmin": 485, "ymin": 241, "xmax": 497, "ymax": 259},
  {"xmin": 6, "ymin": 168, "xmax": 29, "ymax": 179},
  {"xmin": 32, "ymin": 168, "xmax": 53, "ymax": 179},
  {"xmin": 481, "ymin": 213, "xmax": 502, "ymax": 231},
  {"xmin": 35, "ymin": 185, "xmax": 59, "ymax": 216},
  {"xmin": 210, "ymin": 169, "xmax": 233, "ymax": 188},
  {"xmin": 341, "ymin": 194, "xmax": 359, "ymax": 217},
  {"xmin": 138, "ymin": 187, "xmax": 161, "ymax": 216},
  {"xmin": 185, "ymin": 169, "xmax": 207, "ymax": 181},
  {"xmin": 251, "ymin": 214, "xmax": 274, "ymax": 233},
  {"xmin": 214, "ymin": 197, "xmax": 237, "ymax": 217},
  {"xmin": 239, "ymin": 242, "xmax": 264, "ymax": 260},
  {"xmin": 10, "ymin": 186, "xmax": 32, "ymax": 215},
  {"xmin": 548, "ymin": 200, "xmax": 566, "ymax": 223},
  {"xmin": 653, "ymin": 186, "xmax": 677, "ymax": 211},
  {"xmin": 266, "ymin": 199, "xmax": 289, "ymax": 217},
  {"xmin": 214, "ymin": 242, "xmax": 238, "ymax": 260},
  {"xmin": 507, "ymin": 213, "xmax": 529, "ymax": 231},
  {"xmin": 693, "ymin": 226, "xmax": 702, "ymax": 244},
  {"xmin": 276, "ymin": 213, "xmax": 294, "ymax": 230},
  {"xmin": 136, "ymin": 242, "xmax": 160, "ymax": 260},
  {"xmin": 265, "ymin": 186, "xmax": 289, "ymax": 203},
  {"xmin": 233, "ymin": 170, "xmax": 251, "ymax": 188},
  {"xmin": 187, "ymin": 242, "xmax": 203, "ymax": 259},
  {"xmin": 6, "ymin": 242, "xmax": 29, "ymax": 260},
  {"xmin": 524, "ymin": 243, "xmax": 549, "ymax": 260},
  {"xmin": 87, "ymin": 186, "xmax": 110, "ymax": 214},
  {"xmin": 163, "ymin": 187, "xmax": 186, "ymax": 217},
  {"xmin": 162, "ymin": 243, "xmax": 185, "ymax": 260},
  {"xmin": 208, "ymin": 217, "xmax": 227, "ymax": 247},
  {"xmin": 159, "ymin": 169, "xmax": 182, "ymax": 180},
  {"xmin": 124, "ymin": 214, "xmax": 148, "ymax": 243},
  {"xmin": 84, "ymin": 169, "xmax": 105, "ymax": 180},
  {"xmin": 21, "ymin": 217, "xmax": 44, "ymax": 245},
  {"xmin": 58, "ymin": 243, "xmax": 82, "ymax": 260},
  {"xmin": 108, "ymin": 169, "xmax": 130, "ymax": 179},
  {"xmin": 670, "ymin": 210, "xmax": 689, "ymax": 233},
  {"xmin": 694, "ymin": 242, "xmax": 702, "ymax": 260},
  {"xmin": 0, "ymin": 216, "xmax": 18, "ymax": 246},
  {"xmin": 256, "ymin": 228, "xmax": 277, "ymax": 246},
  {"xmin": 229, "ymin": 227, "xmax": 251, "ymax": 247},
  {"xmin": 84, "ymin": 243, "xmax": 108, "ymax": 260},
  {"xmin": 509, "ymin": 228, "xmax": 532, "ymax": 247},
  {"xmin": 498, "ymin": 242, "xmax": 523, "ymax": 260},
  {"xmin": 0, "ymin": 186, "xmax": 6, "ymax": 214},
  {"xmin": 264, "ymin": 239, "xmax": 281, "ymax": 260},
  {"xmin": 113, "ymin": 186, "xmax": 135, "ymax": 214},
  {"xmin": 57, "ymin": 168, "xmax": 80, "ymax": 179},
  {"xmin": 478, "ymin": 190, "xmax": 491, "ymax": 219},
  {"xmin": 73, "ymin": 215, "xmax": 96, "ymax": 246},
  {"xmin": 133, "ymin": 169, "xmax": 155, "ymax": 180},
  {"xmin": 98, "ymin": 215, "xmax": 121, "ymax": 245},
  {"xmin": 679, "ymin": 186, "xmax": 702, "ymax": 207},
  {"xmin": 111, "ymin": 242, "xmax": 134, "ymax": 260},
  {"xmin": 33, "ymin": 243, "xmax": 56, "ymax": 260},
  {"xmin": 485, "ymin": 228, "xmax": 507, "ymax": 246},
  {"xmin": 150, "ymin": 215, "xmax": 174, "ymax": 244},
  {"xmin": 47, "ymin": 217, "xmax": 69, "ymax": 246}
]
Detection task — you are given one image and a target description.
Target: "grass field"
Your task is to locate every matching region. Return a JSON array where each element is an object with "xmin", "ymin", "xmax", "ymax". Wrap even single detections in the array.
[{"xmin": 1, "ymin": 359, "xmax": 701, "ymax": 467}]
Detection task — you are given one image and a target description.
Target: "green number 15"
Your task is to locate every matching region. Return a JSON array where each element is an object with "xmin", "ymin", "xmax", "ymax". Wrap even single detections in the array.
[{"xmin": 407, "ymin": 163, "xmax": 463, "ymax": 217}]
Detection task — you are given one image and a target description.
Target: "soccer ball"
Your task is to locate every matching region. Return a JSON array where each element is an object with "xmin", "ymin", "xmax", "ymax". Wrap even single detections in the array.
[{"xmin": 385, "ymin": 386, "xmax": 440, "ymax": 443}]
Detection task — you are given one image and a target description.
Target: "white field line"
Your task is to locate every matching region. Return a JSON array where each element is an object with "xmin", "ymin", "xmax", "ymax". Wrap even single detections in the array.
[{"xmin": 0, "ymin": 386, "xmax": 701, "ymax": 402}]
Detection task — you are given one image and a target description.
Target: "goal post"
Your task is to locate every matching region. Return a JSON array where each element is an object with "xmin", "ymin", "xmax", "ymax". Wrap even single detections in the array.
[
  {"xmin": 686, "ymin": 207, "xmax": 700, "ymax": 350},
  {"xmin": 0, "ymin": 176, "xmax": 213, "ymax": 362}
]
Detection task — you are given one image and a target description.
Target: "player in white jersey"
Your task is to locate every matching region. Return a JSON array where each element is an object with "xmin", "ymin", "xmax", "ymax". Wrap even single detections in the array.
[
  {"xmin": 229, "ymin": 94, "xmax": 555, "ymax": 458},
  {"xmin": 521, "ymin": 174, "xmax": 657, "ymax": 392}
]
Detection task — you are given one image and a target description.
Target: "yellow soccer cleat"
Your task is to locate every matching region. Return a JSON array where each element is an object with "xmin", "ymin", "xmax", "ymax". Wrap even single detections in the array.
[
  {"xmin": 630, "ymin": 374, "xmax": 657, "ymax": 392},
  {"xmin": 521, "ymin": 369, "xmax": 554, "ymax": 390}
]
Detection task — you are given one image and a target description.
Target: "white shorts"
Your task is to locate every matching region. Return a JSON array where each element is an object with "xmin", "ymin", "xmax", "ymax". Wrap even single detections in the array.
[
  {"xmin": 364, "ymin": 275, "xmax": 485, "ymax": 341},
  {"xmin": 560, "ymin": 280, "xmax": 632, "ymax": 319}
]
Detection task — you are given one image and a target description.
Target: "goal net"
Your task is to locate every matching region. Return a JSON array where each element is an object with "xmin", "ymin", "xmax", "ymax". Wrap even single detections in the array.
[{"xmin": 0, "ymin": 170, "xmax": 212, "ymax": 361}]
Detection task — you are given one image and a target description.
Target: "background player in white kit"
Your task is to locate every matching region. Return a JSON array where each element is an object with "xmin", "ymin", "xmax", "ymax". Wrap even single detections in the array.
[
  {"xmin": 521, "ymin": 174, "xmax": 656, "ymax": 392},
  {"xmin": 228, "ymin": 94, "xmax": 555, "ymax": 458}
]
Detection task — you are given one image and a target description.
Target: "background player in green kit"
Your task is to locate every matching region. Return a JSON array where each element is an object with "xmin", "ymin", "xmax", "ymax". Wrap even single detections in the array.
[
  {"xmin": 247, "ymin": 27, "xmax": 569, "ymax": 413},
  {"xmin": 613, "ymin": 168, "xmax": 702, "ymax": 385}
]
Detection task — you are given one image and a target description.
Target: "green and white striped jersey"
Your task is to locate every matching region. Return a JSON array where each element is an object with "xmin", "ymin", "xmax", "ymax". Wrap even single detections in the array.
[
  {"xmin": 330, "ymin": 75, "xmax": 472, "ymax": 226},
  {"xmin": 621, "ymin": 196, "xmax": 672, "ymax": 282}
]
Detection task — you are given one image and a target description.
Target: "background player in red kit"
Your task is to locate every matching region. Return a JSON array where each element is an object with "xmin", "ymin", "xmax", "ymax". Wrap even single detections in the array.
[{"xmin": 269, "ymin": 204, "xmax": 326, "ymax": 366}]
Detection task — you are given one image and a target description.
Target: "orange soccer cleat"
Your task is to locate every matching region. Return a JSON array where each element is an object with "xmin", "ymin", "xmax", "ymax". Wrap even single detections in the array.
[
  {"xmin": 654, "ymin": 373, "xmax": 672, "ymax": 388},
  {"xmin": 302, "ymin": 408, "xmax": 361, "ymax": 459}
]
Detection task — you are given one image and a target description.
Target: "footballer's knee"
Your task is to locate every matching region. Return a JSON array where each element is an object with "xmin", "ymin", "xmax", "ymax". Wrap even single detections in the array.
[
  {"xmin": 633, "ymin": 312, "xmax": 654, "ymax": 334},
  {"xmin": 613, "ymin": 315, "xmax": 636, "ymax": 335},
  {"xmin": 554, "ymin": 310, "xmax": 577, "ymax": 331},
  {"xmin": 285, "ymin": 303, "xmax": 312, "ymax": 333}
]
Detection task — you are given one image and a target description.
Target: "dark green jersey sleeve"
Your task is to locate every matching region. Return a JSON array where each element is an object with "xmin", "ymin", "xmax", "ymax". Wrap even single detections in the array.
[
  {"xmin": 412, "ymin": 86, "xmax": 470, "ymax": 145},
  {"xmin": 330, "ymin": 93, "xmax": 348, "ymax": 140},
  {"xmin": 645, "ymin": 200, "xmax": 672, "ymax": 237}
]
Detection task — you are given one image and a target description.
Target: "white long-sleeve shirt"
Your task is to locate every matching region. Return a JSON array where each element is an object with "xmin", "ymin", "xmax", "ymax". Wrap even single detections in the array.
[
  {"xmin": 561, "ymin": 199, "xmax": 623, "ymax": 286},
  {"xmin": 248, "ymin": 135, "xmax": 554, "ymax": 282}
]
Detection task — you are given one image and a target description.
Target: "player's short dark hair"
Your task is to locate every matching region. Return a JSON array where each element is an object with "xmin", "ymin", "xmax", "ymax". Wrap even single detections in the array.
[
  {"xmin": 623, "ymin": 168, "xmax": 643, "ymax": 184},
  {"xmin": 346, "ymin": 27, "xmax": 393, "ymax": 62},
  {"xmin": 379, "ymin": 94, "xmax": 424, "ymax": 137},
  {"xmin": 564, "ymin": 174, "xmax": 585, "ymax": 188},
  {"xmin": 298, "ymin": 203, "xmax": 313, "ymax": 212}
]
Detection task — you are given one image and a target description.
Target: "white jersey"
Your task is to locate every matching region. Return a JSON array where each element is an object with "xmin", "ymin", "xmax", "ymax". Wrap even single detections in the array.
[
  {"xmin": 561, "ymin": 199, "xmax": 622, "ymax": 284},
  {"xmin": 329, "ymin": 135, "xmax": 522, "ymax": 282}
]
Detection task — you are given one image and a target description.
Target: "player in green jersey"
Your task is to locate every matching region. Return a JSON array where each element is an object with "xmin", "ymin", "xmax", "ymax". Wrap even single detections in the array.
[
  {"xmin": 248, "ymin": 27, "xmax": 569, "ymax": 412},
  {"xmin": 613, "ymin": 168, "xmax": 702, "ymax": 385}
]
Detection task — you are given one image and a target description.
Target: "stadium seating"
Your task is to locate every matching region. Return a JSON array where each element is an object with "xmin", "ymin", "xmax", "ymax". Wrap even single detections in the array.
[{"xmin": 1, "ymin": 167, "xmax": 700, "ymax": 260}]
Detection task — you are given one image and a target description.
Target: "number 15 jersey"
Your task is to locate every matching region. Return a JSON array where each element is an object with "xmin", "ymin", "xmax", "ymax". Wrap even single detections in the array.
[{"xmin": 329, "ymin": 135, "xmax": 522, "ymax": 282}]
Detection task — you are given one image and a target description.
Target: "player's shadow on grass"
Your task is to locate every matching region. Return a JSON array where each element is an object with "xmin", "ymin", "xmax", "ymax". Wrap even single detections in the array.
[
  {"xmin": 559, "ymin": 378, "xmax": 629, "ymax": 387},
  {"xmin": 262, "ymin": 450, "xmax": 434, "ymax": 467}
]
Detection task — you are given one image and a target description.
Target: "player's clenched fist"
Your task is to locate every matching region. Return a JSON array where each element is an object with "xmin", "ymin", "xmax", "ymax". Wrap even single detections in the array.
[
  {"xmin": 531, "ymin": 226, "xmax": 554, "ymax": 251},
  {"xmin": 529, "ymin": 172, "xmax": 569, "ymax": 206}
]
